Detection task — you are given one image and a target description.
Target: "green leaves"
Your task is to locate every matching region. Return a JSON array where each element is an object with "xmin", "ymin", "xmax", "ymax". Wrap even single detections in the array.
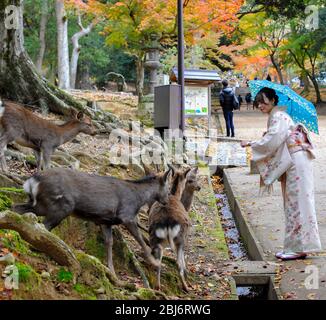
[{"xmin": 57, "ymin": 267, "xmax": 73, "ymax": 283}]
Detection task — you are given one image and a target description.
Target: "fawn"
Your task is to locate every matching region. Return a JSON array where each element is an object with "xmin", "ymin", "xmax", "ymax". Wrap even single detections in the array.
[
  {"xmin": 0, "ymin": 100, "xmax": 96, "ymax": 171},
  {"xmin": 148, "ymin": 167, "xmax": 200, "ymax": 291}
]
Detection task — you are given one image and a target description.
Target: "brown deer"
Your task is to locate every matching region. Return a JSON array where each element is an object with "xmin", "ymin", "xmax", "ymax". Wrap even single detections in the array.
[
  {"xmin": 0, "ymin": 100, "xmax": 96, "ymax": 171},
  {"xmin": 170, "ymin": 165, "xmax": 201, "ymax": 211},
  {"xmin": 148, "ymin": 167, "xmax": 200, "ymax": 291},
  {"xmin": 14, "ymin": 167, "xmax": 173, "ymax": 276}
]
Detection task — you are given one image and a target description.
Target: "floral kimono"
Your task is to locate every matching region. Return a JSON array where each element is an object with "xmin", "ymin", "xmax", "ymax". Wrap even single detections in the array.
[{"xmin": 251, "ymin": 107, "xmax": 321, "ymax": 253}]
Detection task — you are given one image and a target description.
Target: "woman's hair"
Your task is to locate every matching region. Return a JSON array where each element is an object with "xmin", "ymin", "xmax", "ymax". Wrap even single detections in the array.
[{"xmin": 254, "ymin": 87, "xmax": 279, "ymax": 106}]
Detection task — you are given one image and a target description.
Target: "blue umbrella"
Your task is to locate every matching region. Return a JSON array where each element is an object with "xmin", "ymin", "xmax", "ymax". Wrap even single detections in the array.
[{"xmin": 249, "ymin": 80, "xmax": 319, "ymax": 134}]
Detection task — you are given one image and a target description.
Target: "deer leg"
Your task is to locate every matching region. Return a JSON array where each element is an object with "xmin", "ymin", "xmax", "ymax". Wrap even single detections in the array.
[
  {"xmin": 152, "ymin": 244, "xmax": 163, "ymax": 290},
  {"xmin": 33, "ymin": 150, "xmax": 42, "ymax": 171},
  {"xmin": 0, "ymin": 136, "xmax": 8, "ymax": 172},
  {"xmin": 176, "ymin": 243, "xmax": 189, "ymax": 292},
  {"xmin": 101, "ymin": 225, "xmax": 116, "ymax": 276},
  {"xmin": 42, "ymin": 148, "xmax": 53, "ymax": 170},
  {"xmin": 124, "ymin": 220, "xmax": 159, "ymax": 268}
]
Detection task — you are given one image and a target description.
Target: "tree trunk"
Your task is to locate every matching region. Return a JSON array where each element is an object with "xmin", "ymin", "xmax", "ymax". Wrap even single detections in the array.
[
  {"xmin": 289, "ymin": 49, "xmax": 322, "ymax": 104},
  {"xmin": 35, "ymin": 0, "xmax": 48, "ymax": 73},
  {"xmin": 55, "ymin": 0, "xmax": 70, "ymax": 90},
  {"xmin": 270, "ymin": 53, "xmax": 284, "ymax": 84},
  {"xmin": 300, "ymin": 71, "xmax": 310, "ymax": 92},
  {"xmin": 0, "ymin": 0, "xmax": 83, "ymax": 114},
  {"xmin": 70, "ymin": 14, "xmax": 94, "ymax": 89},
  {"xmin": 76, "ymin": 64, "xmax": 93, "ymax": 90},
  {"xmin": 136, "ymin": 57, "xmax": 145, "ymax": 107},
  {"xmin": 308, "ymin": 74, "xmax": 322, "ymax": 104}
]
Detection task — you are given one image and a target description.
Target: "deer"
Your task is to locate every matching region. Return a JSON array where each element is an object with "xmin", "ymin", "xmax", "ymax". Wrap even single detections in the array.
[
  {"xmin": 171, "ymin": 165, "xmax": 201, "ymax": 212},
  {"xmin": 13, "ymin": 167, "xmax": 172, "ymax": 277},
  {"xmin": 148, "ymin": 166, "xmax": 200, "ymax": 292},
  {"xmin": 0, "ymin": 100, "xmax": 96, "ymax": 171}
]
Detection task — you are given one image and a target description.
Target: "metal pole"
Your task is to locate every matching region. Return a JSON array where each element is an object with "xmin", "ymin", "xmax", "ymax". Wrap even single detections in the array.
[{"xmin": 177, "ymin": 0, "xmax": 185, "ymax": 132}]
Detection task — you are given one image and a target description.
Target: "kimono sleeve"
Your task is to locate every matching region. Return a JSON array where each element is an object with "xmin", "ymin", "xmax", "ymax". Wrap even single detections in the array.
[{"xmin": 251, "ymin": 112, "xmax": 290, "ymax": 162}]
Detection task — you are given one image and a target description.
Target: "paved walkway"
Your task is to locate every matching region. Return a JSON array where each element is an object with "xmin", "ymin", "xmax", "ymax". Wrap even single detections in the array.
[{"xmin": 220, "ymin": 109, "xmax": 326, "ymax": 300}]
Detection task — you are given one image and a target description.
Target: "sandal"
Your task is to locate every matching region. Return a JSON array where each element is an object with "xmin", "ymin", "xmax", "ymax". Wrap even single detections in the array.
[{"xmin": 275, "ymin": 252, "xmax": 307, "ymax": 261}]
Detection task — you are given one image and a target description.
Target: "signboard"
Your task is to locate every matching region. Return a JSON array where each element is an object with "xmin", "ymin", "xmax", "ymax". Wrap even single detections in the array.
[{"xmin": 185, "ymin": 86, "xmax": 209, "ymax": 116}]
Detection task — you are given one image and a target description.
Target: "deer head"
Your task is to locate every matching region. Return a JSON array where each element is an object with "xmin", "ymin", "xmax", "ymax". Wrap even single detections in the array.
[
  {"xmin": 185, "ymin": 167, "xmax": 201, "ymax": 192},
  {"xmin": 71, "ymin": 109, "xmax": 97, "ymax": 136}
]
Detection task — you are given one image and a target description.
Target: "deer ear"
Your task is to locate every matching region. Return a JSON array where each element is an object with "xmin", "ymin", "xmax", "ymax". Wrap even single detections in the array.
[
  {"xmin": 69, "ymin": 108, "xmax": 77, "ymax": 118},
  {"xmin": 191, "ymin": 166, "xmax": 199, "ymax": 174},
  {"xmin": 76, "ymin": 112, "xmax": 84, "ymax": 120},
  {"xmin": 162, "ymin": 168, "xmax": 172, "ymax": 183},
  {"xmin": 184, "ymin": 168, "xmax": 192, "ymax": 178},
  {"xmin": 143, "ymin": 164, "xmax": 155, "ymax": 176},
  {"xmin": 167, "ymin": 164, "xmax": 176, "ymax": 177}
]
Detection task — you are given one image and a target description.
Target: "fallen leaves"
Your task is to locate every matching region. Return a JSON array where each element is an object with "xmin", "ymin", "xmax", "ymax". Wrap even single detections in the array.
[
  {"xmin": 307, "ymin": 293, "xmax": 316, "ymax": 300},
  {"xmin": 283, "ymin": 291, "xmax": 297, "ymax": 299}
]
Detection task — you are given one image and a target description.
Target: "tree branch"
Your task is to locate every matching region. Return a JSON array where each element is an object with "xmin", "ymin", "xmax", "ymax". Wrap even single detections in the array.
[{"xmin": 237, "ymin": 7, "xmax": 265, "ymax": 19}]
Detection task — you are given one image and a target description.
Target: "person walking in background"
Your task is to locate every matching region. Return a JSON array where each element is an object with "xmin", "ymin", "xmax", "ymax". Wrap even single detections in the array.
[
  {"xmin": 240, "ymin": 87, "xmax": 321, "ymax": 261},
  {"xmin": 219, "ymin": 80, "xmax": 239, "ymax": 137},
  {"xmin": 245, "ymin": 92, "xmax": 252, "ymax": 110}
]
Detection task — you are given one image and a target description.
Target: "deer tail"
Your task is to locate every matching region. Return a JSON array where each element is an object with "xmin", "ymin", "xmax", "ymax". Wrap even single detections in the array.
[
  {"xmin": 168, "ymin": 224, "xmax": 181, "ymax": 253},
  {"xmin": 0, "ymin": 99, "xmax": 4, "ymax": 117},
  {"xmin": 155, "ymin": 224, "xmax": 181, "ymax": 252},
  {"xmin": 23, "ymin": 176, "xmax": 41, "ymax": 207}
]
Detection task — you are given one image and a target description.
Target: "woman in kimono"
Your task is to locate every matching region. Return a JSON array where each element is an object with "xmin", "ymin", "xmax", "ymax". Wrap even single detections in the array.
[{"xmin": 240, "ymin": 87, "xmax": 321, "ymax": 261}]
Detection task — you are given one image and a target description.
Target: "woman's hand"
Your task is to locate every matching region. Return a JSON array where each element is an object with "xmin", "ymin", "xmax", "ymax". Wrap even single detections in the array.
[{"xmin": 240, "ymin": 141, "xmax": 251, "ymax": 148}]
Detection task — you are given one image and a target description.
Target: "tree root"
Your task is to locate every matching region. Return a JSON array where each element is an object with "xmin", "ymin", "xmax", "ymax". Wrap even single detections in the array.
[
  {"xmin": 71, "ymin": 151, "xmax": 102, "ymax": 166},
  {"xmin": 0, "ymin": 211, "xmax": 81, "ymax": 275},
  {"xmin": 75, "ymin": 250, "xmax": 125, "ymax": 288},
  {"xmin": 0, "ymin": 172, "xmax": 25, "ymax": 187},
  {"xmin": 137, "ymin": 222, "xmax": 148, "ymax": 234},
  {"xmin": 114, "ymin": 228, "xmax": 150, "ymax": 289},
  {"xmin": 53, "ymin": 151, "xmax": 80, "ymax": 168},
  {"xmin": 0, "ymin": 211, "xmax": 129, "ymax": 289}
]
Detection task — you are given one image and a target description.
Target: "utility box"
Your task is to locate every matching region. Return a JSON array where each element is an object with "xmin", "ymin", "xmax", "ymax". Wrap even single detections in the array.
[{"xmin": 154, "ymin": 84, "xmax": 181, "ymax": 135}]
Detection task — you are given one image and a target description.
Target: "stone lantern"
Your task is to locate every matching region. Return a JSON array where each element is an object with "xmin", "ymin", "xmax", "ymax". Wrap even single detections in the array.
[{"xmin": 144, "ymin": 33, "xmax": 162, "ymax": 94}]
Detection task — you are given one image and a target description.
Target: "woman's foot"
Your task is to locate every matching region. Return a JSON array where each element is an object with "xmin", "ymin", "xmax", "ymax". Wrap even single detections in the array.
[{"xmin": 275, "ymin": 251, "xmax": 307, "ymax": 261}]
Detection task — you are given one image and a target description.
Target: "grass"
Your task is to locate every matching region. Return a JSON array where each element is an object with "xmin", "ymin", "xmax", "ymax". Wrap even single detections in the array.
[
  {"xmin": 0, "ymin": 230, "xmax": 31, "ymax": 255},
  {"xmin": 190, "ymin": 167, "xmax": 230, "ymax": 260},
  {"xmin": 14, "ymin": 262, "xmax": 41, "ymax": 291},
  {"xmin": 73, "ymin": 283, "xmax": 97, "ymax": 300},
  {"xmin": 15, "ymin": 262, "xmax": 35, "ymax": 283},
  {"xmin": 85, "ymin": 235, "xmax": 106, "ymax": 262},
  {"xmin": 57, "ymin": 268, "xmax": 73, "ymax": 283},
  {"xmin": 0, "ymin": 187, "xmax": 25, "ymax": 194},
  {"xmin": 0, "ymin": 193, "xmax": 12, "ymax": 211}
]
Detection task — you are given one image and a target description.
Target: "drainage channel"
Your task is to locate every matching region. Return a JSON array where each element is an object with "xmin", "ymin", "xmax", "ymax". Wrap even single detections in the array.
[{"xmin": 211, "ymin": 174, "xmax": 271, "ymax": 300}]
